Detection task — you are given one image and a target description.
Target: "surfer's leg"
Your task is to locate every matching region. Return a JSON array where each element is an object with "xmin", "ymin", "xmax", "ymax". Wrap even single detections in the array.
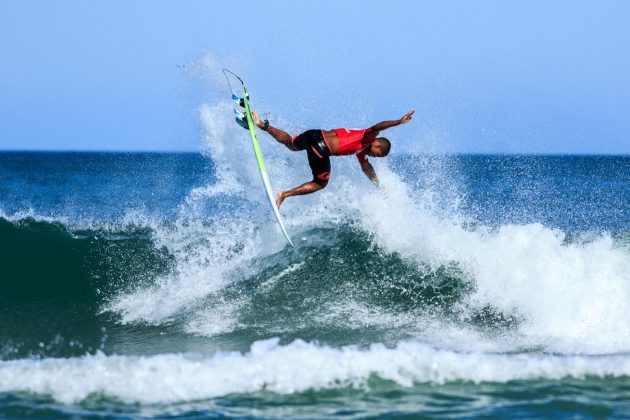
[
  {"xmin": 277, "ymin": 146, "xmax": 330, "ymax": 208},
  {"xmin": 268, "ymin": 126, "xmax": 299, "ymax": 151},
  {"xmin": 277, "ymin": 182, "xmax": 323, "ymax": 208},
  {"xmin": 252, "ymin": 111, "xmax": 298, "ymax": 151}
]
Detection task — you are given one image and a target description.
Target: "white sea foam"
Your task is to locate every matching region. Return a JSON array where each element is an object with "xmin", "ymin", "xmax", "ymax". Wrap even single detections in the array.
[
  {"xmin": 1, "ymin": 339, "xmax": 629, "ymax": 405},
  {"xmin": 0, "ymin": 208, "xmax": 69, "ymax": 225},
  {"xmin": 107, "ymin": 99, "xmax": 630, "ymax": 354},
  {"xmin": 104, "ymin": 216, "xmax": 263, "ymax": 325},
  {"xmin": 102, "ymin": 100, "xmax": 293, "ymax": 332},
  {"xmin": 103, "ymin": 62, "xmax": 630, "ymax": 356},
  {"xmin": 357, "ymin": 168, "xmax": 630, "ymax": 354}
]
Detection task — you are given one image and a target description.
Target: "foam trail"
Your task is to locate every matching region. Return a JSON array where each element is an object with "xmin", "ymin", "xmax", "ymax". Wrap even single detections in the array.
[{"xmin": 1, "ymin": 339, "xmax": 629, "ymax": 405}]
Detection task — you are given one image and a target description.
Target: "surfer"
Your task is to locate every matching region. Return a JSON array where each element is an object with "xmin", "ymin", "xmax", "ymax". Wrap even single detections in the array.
[{"xmin": 251, "ymin": 110, "xmax": 415, "ymax": 208}]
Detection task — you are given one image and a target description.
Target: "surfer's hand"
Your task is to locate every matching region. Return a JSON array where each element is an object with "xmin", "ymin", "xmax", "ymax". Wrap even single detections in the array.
[
  {"xmin": 399, "ymin": 109, "xmax": 415, "ymax": 125},
  {"xmin": 252, "ymin": 111, "xmax": 264, "ymax": 128}
]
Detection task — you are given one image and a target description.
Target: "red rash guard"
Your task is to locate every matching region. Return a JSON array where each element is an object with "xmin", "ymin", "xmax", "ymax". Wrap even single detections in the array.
[{"xmin": 332, "ymin": 128, "xmax": 378, "ymax": 163}]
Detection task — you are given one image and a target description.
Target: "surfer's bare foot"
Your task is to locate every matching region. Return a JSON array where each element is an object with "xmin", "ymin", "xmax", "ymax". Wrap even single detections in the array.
[
  {"xmin": 276, "ymin": 191, "xmax": 286, "ymax": 208},
  {"xmin": 252, "ymin": 111, "xmax": 264, "ymax": 128}
]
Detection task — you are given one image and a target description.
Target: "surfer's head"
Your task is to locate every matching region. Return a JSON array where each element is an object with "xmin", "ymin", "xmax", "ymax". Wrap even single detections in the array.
[{"xmin": 368, "ymin": 137, "xmax": 391, "ymax": 158}]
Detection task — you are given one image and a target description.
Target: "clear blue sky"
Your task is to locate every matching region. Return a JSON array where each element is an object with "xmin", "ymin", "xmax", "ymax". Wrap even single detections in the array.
[{"xmin": 1, "ymin": 0, "xmax": 628, "ymax": 153}]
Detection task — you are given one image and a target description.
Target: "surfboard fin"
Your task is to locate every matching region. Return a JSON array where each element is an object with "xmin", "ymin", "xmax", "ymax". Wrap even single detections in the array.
[
  {"xmin": 234, "ymin": 109, "xmax": 249, "ymax": 129},
  {"xmin": 232, "ymin": 93, "xmax": 249, "ymax": 108}
]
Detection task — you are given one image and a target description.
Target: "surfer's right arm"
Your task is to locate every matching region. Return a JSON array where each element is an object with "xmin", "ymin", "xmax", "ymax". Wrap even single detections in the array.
[{"xmin": 359, "ymin": 158, "xmax": 379, "ymax": 187}]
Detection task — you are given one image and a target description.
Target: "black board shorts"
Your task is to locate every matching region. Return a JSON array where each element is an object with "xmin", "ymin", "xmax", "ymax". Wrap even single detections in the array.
[{"xmin": 292, "ymin": 130, "xmax": 331, "ymax": 186}]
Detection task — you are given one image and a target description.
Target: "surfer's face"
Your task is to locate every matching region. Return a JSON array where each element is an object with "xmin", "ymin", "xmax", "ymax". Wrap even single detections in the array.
[{"xmin": 368, "ymin": 138, "xmax": 391, "ymax": 157}]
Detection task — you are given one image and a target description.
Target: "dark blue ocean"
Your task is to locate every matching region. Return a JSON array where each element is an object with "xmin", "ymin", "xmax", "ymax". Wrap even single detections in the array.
[{"xmin": 0, "ymin": 150, "xmax": 629, "ymax": 418}]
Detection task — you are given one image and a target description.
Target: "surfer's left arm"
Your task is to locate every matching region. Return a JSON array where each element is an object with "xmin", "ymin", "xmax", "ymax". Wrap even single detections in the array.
[
  {"xmin": 359, "ymin": 158, "xmax": 379, "ymax": 187},
  {"xmin": 370, "ymin": 109, "xmax": 415, "ymax": 132}
]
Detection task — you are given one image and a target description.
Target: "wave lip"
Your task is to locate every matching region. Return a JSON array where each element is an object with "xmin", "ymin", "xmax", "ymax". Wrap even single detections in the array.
[{"xmin": 1, "ymin": 339, "xmax": 629, "ymax": 405}]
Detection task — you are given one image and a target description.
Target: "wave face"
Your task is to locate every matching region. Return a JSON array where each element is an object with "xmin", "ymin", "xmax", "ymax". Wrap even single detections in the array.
[{"xmin": 0, "ymin": 108, "xmax": 629, "ymax": 416}]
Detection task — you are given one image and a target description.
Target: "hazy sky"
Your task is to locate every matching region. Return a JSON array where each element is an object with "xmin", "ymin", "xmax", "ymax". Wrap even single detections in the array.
[{"xmin": 1, "ymin": 0, "xmax": 629, "ymax": 153}]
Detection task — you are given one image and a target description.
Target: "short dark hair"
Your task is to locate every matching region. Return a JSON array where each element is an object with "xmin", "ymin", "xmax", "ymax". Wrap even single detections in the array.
[{"xmin": 378, "ymin": 137, "xmax": 391, "ymax": 156}]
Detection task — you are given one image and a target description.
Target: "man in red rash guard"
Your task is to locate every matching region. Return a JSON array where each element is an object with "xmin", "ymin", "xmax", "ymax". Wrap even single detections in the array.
[{"xmin": 251, "ymin": 109, "xmax": 415, "ymax": 208}]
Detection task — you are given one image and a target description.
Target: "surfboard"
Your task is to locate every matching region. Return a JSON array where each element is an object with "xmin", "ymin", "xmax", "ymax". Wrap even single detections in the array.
[{"xmin": 223, "ymin": 70, "xmax": 294, "ymax": 247}]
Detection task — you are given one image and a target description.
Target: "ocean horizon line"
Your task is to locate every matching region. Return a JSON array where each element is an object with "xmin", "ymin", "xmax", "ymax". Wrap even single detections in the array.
[{"xmin": 1, "ymin": 149, "xmax": 628, "ymax": 157}]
